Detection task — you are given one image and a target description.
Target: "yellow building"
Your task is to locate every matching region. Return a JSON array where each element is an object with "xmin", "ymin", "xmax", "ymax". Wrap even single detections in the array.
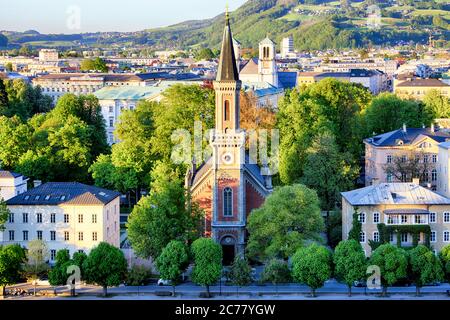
[
  {"xmin": 342, "ymin": 181, "xmax": 450, "ymax": 256},
  {"xmin": 394, "ymin": 78, "xmax": 450, "ymax": 100}
]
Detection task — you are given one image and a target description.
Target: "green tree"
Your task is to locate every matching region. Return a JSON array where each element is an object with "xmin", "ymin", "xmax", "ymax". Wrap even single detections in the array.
[
  {"xmin": 0, "ymin": 116, "xmax": 31, "ymax": 169},
  {"xmin": 408, "ymin": 245, "xmax": 444, "ymax": 296},
  {"xmin": 348, "ymin": 208, "xmax": 362, "ymax": 242},
  {"xmin": 362, "ymin": 93, "xmax": 427, "ymax": 136},
  {"xmin": 261, "ymin": 259, "xmax": 291, "ymax": 295},
  {"xmin": 247, "ymin": 184, "xmax": 324, "ymax": 262},
  {"xmin": 333, "ymin": 240, "xmax": 367, "ymax": 296},
  {"xmin": 0, "ymin": 244, "xmax": 26, "ymax": 296},
  {"xmin": 80, "ymin": 57, "xmax": 108, "ymax": 72},
  {"xmin": 191, "ymin": 238, "xmax": 222, "ymax": 298},
  {"xmin": 194, "ymin": 48, "xmax": 216, "ymax": 61},
  {"xmin": 277, "ymin": 79, "xmax": 371, "ymax": 184},
  {"xmin": 439, "ymin": 244, "xmax": 450, "ymax": 284},
  {"xmin": 4, "ymin": 63, "xmax": 12, "ymax": 72},
  {"xmin": 369, "ymin": 243, "xmax": 408, "ymax": 296},
  {"xmin": 48, "ymin": 249, "xmax": 71, "ymax": 295},
  {"xmin": 155, "ymin": 240, "xmax": 189, "ymax": 296},
  {"xmin": 300, "ymin": 131, "xmax": 358, "ymax": 243},
  {"xmin": 126, "ymin": 265, "xmax": 152, "ymax": 286},
  {"xmin": 229, "ymin": 256, "xmax": 253, "ymax": 296},
  {"xmin": 83, "ymin": 242, "xmax": 128, "ymax": 296},
  {"xmin": 23, "ymin": 239, "xmax": 50, "ymax": 295},
  {"xmin": 127, "ymin": 162, "xmax": 203, "ymax": 259},
  {"xmin": 0, "ymin": 79, "xmax": 8, "ymax": 113},
  {"xmin": 423, "ymin": 89, "xmax": 450, "ymax": 119},
  {"xmin": 19, "ymin": 45, "xmax": 32, "ymax": 57},
  {"xmin": 0, "ymin": 197, "xmax": 10, "ymax": 232},
  {"xmin": 292, "ymin": 244, "xmax": 332, "ymax": 297}
]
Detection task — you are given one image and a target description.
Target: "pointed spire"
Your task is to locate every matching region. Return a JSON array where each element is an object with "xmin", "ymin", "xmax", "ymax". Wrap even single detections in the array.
[{"xmin": 216, "ymin": 9, "xmax": 239, "ymax": 82}]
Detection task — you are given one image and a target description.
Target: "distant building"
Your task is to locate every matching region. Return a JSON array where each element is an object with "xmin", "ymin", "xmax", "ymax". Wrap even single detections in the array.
[
  {"xmin": 3, "ymin": 182, "xmax": 121, "ymax": 262},
  {"xmin": 94, "ymin": 81, "xmax": 197, "ymax": 144},
  {"xmin": 38, "ymin": 49, "xmax": 59, "ymax": 62},
  {"xmin": 394, "ymin": 78, "xmax": 450, "ymax": 100},
  {"xmin": 0, "ymin": 171, "xmax": 28, "ymax": 201},
  {"xmin": 364, "ymin": 126, "xmax": 450, "ymax": 188},
  {"xmin": 280, "ymin": 35, "xmax": 295, "ymax": 59},
  {"xmin": 342, "ymin": 182, "xmax": 450, "ymax": 256},
  {"xmin": 298, "ymin": 69, "xmax": 388, "ymax": 94},
  {"xmin": 320, "ymin": 57, "xmax": 398, "ymax": 76}
]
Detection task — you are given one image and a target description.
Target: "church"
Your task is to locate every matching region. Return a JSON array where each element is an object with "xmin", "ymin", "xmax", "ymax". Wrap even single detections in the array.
[{"xmin": 185, "ymin": 12, "xmax": 273, "ymax": 265}]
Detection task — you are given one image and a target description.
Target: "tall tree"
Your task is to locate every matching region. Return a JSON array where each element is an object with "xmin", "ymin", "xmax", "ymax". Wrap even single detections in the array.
[
  {"xmin": 23, "ymin": 239, "xmax": 50, "ymax": 296},
  {"xmin": 83, "ymin": 242, "xmax": 128, "ymax": 297},
  {"xmin": 247, "ymin": 184, "xmax": 324, "ymax": 262},
  {"xmin": 423, "ymin": 89, "xmax": 450, "ymax": 119},
  {"xmin": 48, "ymin": 249, "xmax": 71, "ymax": 295},
  {"xmin": 439, "ymin": 244, "xmax": 450, "ymax": 284},
  {"xmin": 408, "ymin": 245, "xmax": 444, "ymax": 296},
  {"xmin": 292, "ymin": 243, "xmax": 332, "ymax": 297},
  {"xmin": 0, "ymin": 197, "xmax": 10, "ymax": 232},
  {"xmin": 333, "ymin": 240, "xmax": 367, "ymax": 296},
  {"xmin": 229, "ymin": 256, "xmax": 253, "ymax": 296},
  {"xmin": 0, "ymin": 244, "xmax": 26, "ymax": 296},
  {"xmin": 155, "ymin": 240, "xmax": 189, "ymax": 296},
  {"xmin": 369, "ymin": 243, "xmax": 408, "ymax": 296},
  {"xmin": 0, "ymin": 79, "xmax": 8, "ymax": 114},
  {"xmin": 348, "ymin": 208, "xmax": 362, "ymax": 242},
  {"xmin": 261, "ymin": 259, "xmax": 291, "ymax": 295},
  {"xmin": 191, "ymin": 238, "xmax": 222, "ymax": 298}
]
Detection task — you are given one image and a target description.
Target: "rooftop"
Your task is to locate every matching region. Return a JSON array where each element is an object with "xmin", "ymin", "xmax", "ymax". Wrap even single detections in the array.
[
  {"xmin": 396, "ymin": 78, "xmax": 449, "ymax": 87},
  {"xmin": 365, "ymin": 127, "xmax": 450, "ymax": 147},
  {"xmin": 0, "ymin": 170, "xmax": 24, "ymax": 179},
  {"xmin": 342, "ymin": 183, "xmax": 450, "ymax": 206},
  {"xmin": 6, "ymin": 182, "xmax": 120, "ymax": 206}
]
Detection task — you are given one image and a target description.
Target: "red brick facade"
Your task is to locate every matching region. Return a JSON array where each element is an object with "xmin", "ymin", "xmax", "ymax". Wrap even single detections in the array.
[{"xmin": 245, "ymin": 181, "xmax": 265, "ymax": 216}]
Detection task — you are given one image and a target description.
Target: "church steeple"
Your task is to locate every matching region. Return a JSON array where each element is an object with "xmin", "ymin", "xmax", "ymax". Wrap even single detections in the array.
[{"xmin": 216, "ymin": 9, "xmax": 239, "ymax": 82}]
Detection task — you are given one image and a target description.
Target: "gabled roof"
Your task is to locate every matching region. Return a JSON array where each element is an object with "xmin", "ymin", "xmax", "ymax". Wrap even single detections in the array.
[
  {"xmin": 6, "ymin": 182, "xmax": 120, "ymax": 206},
  {"xmin": 365, "ymin": 127, "xmax": 450, "ymax": 147},
  {"xmin": 0, "ymin": 170, "xmax": 24, "ymax": 179},
  {"xmin": 342, "ymin": 183, "xmax": 450, "ymax": 206},
  {"xmin": 240, "ymin": 58, "xmax": 259, "ymax": 75},
  {"xmin": 396, "ymin": 78, "xmax": 449, "ymax": 87},
  {"xmin": 216, "ymin": 14, "xmax": 239, "ymax": 82}
]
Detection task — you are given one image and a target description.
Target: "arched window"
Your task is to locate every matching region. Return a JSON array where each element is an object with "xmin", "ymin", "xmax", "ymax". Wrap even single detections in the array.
[
  {"xmin": 223, "ymin": 187, "xmax": 233, "ymax": 217},
  {"xmin": 224, "ymin": 100, "xmax": 230, "ymax": 121}
]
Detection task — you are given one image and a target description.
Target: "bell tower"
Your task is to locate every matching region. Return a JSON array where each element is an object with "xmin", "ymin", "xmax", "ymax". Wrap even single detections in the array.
[{"xmin": 258, "ymin": 37, "xmax": 279, "ymax": 87}]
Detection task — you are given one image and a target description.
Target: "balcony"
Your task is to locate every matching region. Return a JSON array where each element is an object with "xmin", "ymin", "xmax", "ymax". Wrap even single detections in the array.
[{"xmin": 384, "ymin": 209, "xmax": 429, "ymax": 225}]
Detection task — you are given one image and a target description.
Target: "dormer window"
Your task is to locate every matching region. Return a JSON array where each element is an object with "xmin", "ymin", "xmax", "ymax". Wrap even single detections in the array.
[
  {"xmin": 24, "ymin": 195, "xmax": 30, "ymax": 200},
  {"xmin": 60, "ymin": 195, "xmax": 66, "ymax": 201},
  {"xmin": 397, "ymin": 140, "xmax": 404, "ymax": 145},
  {"xmin": 45, "ymin": 195, "xmax": 50, "ymax": 200},
  {"xmin": 35, "ymin": 195, "xmax": 40, "ymax": 200}
]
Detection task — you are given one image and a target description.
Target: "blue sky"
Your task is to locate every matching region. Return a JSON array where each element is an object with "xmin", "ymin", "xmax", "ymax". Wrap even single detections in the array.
[{"xmin": 0, "ymin": 0, "xmax": 247, "ymax": 34}]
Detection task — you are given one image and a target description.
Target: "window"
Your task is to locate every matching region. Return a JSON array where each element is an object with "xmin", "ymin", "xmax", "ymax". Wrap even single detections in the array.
[
  {"xmin": 64, "ymin": 231, "xmax": 70, "ymax": 241},
  {"xmin": 387, "ymin": 174, "xmax": 393, "ymax": 182},
  {"xmin": 107, "ymin": 210, "xmax": 109, "ymax": 221},
  {"xmin": 78, "ymin": 214, "xmax": 83, "ymax": 223},
  {"xmin": 78, "ymin": 250, "xmax": 84, "ymax": 254},
  {"xmin": 109, "ymin": 106, "xmax": 113, "ymax": 113},
  {"xmin": 432, "ymin": 169, "xmax": 437, "ymax": 181},
  {"xmin": 386, "ymin": 155, "xmax": 392, "ymax": 164},
  {"xmin": 37, "ymin": 231, "xmax": 43, "ymax": 240},
  {"xmin": 430, "ymin": 231, "xmax": 436, "ymax": 242},
  {"xmin": 358, "ymin": 212, "xmax": 366, "ymax": 224},
  {"xmin": 78, "ymin": 232, "xmax": 83, "ymax": 241},
  {"xmin": 373, "ymin": 212, "xmax": 380, "ymax": 224},
  {"xmin": 64, "ymin": 214, "xmax": 69, "ymax": 223},
  {"xmin": 444, "ymin": 212, "xmax": 450, "ymax": 223},
  {"xmin": 51, "ymin": 213, "xmax": 56, "ymax": 223},
  {"xmin": 9, "ymin": 230, "xmax": 14, "ymax": 241},
  {"xmin": 401, "ymin": 215, "xmax": 408, "ymax": 224},
  {"xmin": 359, "ymin": 232, "xmax": 366, "ymax": 243},
  {"xmin": 92, "ymin": 232, "xmax": 98, "ymax": 241},
  {"xmin": 109, "ymin": 117, "xmax": 114, "ymax": 127},
  {"xmin": 8, "ymin": 213, "xmax": 14, "ymax": 223},
  {"xmin": 37, "ymin": 213, "xmax": 42, "ymax": 223},
  {"xmin": 51, "ymin": 250, "xmax": 56, "ymax": 261},
  {"xmin": 50, "ymin": 231, "xmax": 56, "ymax": 241},
  {"xmin": 401, "ymin": 233, "xmax": 408, "ymax": 242},
  {"xmin": 432, "ymin": 154, "xmax": 437, "ymax": 163},
  {"xmin": 389, "ymin": 233, "xmax": 394, "ymax": 242},
  {"xmin": 444, "ymin": 231, "xmax": 450, "ymax": 242},
  {"xmin": 401, "ymin": 155, "xmax": 407, "ymax": 163},
  {"xmin": 224, "ymin": 100, "xmax": 230, "ymax": 122},
  {"xmin": 223, "ymin": 187, "xmax": 233, "ymax": 217},
  {"xmin": 430, "ymin": 212, "xmax": 436, "ymax": 223},
  {"xmin": 22, "ymin": 213, "xmax": 28, "ymax": 223},
  {"xmin": 373, "ymin": 231, "xmax": 379, "ymax": 242},
  {"xmin": 424, "ymin": 155, "xmax": 429, "ymax": 163},
  {"xmin": 401, "ymin": 173, "xmax": 407, "ymax": 181},
  {"xmin": 92, "ymin": 214, "xmax": 97, "ymax": 224}
]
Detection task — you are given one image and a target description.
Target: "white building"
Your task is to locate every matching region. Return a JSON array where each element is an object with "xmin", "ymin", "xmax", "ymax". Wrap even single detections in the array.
[
  {"xmin": 280, "ymin": 35, "xmax": 295, "ymax": 59},
  {"xmin": 38, "ymin": 49, "xmax": 59, "ymax": 62},
  {"xmin": 3, "ymin": 182, "xmax": 121, "ymax": 262}
]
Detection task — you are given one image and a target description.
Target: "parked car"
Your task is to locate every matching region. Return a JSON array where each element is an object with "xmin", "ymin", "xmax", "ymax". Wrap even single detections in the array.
[
  {"xmin": 353, "ymin": 280, "xmax": 366, "ymax": 287},
  {"xmin": 157, "ymin": 279, "xmax": 171, "ymax": 286}
]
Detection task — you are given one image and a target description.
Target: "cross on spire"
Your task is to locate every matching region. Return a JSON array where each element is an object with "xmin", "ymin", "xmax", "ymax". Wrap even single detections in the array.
[{"xmin": 225, "ymin": 3, "xmax": 230, "ymax": 22}]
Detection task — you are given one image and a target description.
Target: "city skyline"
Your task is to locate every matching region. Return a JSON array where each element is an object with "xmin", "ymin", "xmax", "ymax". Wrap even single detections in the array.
[{"xmin": 0, "ymin": 0, "xmax": 247, "ymax": 34}]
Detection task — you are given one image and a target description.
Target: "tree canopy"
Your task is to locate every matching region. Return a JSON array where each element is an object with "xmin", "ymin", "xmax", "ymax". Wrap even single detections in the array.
[{"xmin": 191, "ymin": 238, "xmax": 222, "ymax": 297}]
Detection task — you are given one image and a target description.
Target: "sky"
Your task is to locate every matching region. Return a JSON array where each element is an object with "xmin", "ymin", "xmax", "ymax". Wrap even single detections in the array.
[{"xmin": 0, "ymin": 0, "xmax": 247, "ymax": 34}]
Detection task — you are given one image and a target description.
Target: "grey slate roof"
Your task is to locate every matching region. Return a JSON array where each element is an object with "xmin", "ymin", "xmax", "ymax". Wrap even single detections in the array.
[
  {"xmin": 6, "ymin": 182, "xmax": 120, "ymax": 206},
  {"xmin": 0, "ymin": 170, "xmax": 23, "ymax": 178},
  {"xmin": 341, "ymin": 183, "xmax": 450, "ymax": 206},
  {"xmin": 365, "ymin": 127, "xmax": 450, "ymax": 147}
]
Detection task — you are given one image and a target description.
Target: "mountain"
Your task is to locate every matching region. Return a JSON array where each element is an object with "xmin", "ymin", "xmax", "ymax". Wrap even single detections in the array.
[{"xmin": 2, "ymin": 0, "xmax": 450, "ymax": 51}]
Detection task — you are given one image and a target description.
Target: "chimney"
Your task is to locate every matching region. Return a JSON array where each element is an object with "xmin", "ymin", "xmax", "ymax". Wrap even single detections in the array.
[
  {"xmin": 431, "ymin": 123, "xmax": 435, "ymax": 133},
  {"xmin": 33, "ymin": 180, "xmax": 42, "ymax": 188},
  {"xmin": 412, "ymin": 178, "xmax": 420, "ymax": 185},
  {"xmin": 402, "ymin": 123, "xmax": 407, "ymax": 133}
]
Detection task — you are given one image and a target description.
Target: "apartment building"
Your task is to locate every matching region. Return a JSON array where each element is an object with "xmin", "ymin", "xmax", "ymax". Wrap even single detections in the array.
[
  {"xmin": 364, "ymin": 126, "xmax": 450, "ymax": 188},
  {"xmin": 342, "ymin": 182, "xmax": 450, "ymax": 256},
  {"xmin": 394, "ymin": 78, "xmax": 450, "ymax": 100},
  {"xmin": 38, "ymin": 49, "xmax": 59, "ymax": 62},
  {"xmin": 2, "ymin": 182, "xmax": 120, "ymax": 262}
]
